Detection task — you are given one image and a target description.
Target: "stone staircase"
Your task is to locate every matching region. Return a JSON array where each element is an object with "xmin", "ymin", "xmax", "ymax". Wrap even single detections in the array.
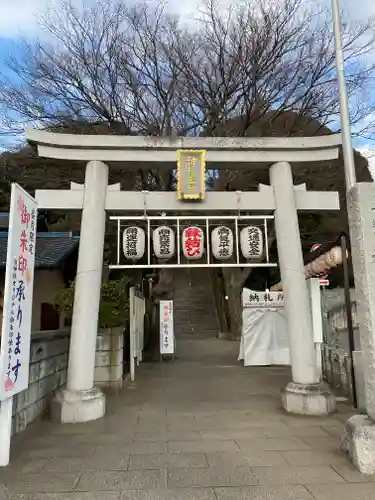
[{"xmin": 172, "ymin": 268, "xmax": 220, "ymax": 338}]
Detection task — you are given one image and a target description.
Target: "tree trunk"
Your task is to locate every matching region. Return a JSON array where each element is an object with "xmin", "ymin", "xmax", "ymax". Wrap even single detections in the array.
[
  {"xmin": 222, "ymin": 268, "xmax": 250, "ymax": 340},
  {"xmin": 211, "ymin": 270, "xmax": 230, "ymax": 334}
]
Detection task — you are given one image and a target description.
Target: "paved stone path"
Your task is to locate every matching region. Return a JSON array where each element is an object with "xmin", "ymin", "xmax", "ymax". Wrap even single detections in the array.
[{"xmin": 1, "ymin": 336, "xmax": 374, "ymax": 500}]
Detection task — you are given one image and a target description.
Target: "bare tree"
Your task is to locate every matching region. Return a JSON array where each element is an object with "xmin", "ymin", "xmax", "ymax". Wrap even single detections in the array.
[
  {"xmin": 0, "ymin": 0, "xmax": 374, "ymax": 338},
  {"xmin": 1, "ymin": 0, "xmax": 374, "ymax": 138}
]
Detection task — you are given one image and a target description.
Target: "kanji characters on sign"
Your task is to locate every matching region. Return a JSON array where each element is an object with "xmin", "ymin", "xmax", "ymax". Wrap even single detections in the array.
[
  {"xmin": 159, "ymin": 300, "xmax": 174, "ymax": 355},
  {"xmin": 211, "ymin": 226, "xmax": 234, "ymax": 261},
  {"xmin": 242, "ymin": 290, "xmax": 284, "ymax": 309},
  {"xmin": 29, "ymin": 208, "xmax": 36, "ymax": 255},
  {"xmin": 163, "ymin": 304, "xmax": 170, "ymax": 349},
  {"xmin": 1, "ymin": 185, "xmax": 37, "ymax": 401},
  {"xmin": 240, "ymin": 226, "xmax": 264, "ymax": 260},
  {"xmin": 182, "ymin": 226, "xmax": 204, "ymax": 260},
  {"xmin": 153, "ymin": 226, "xmax": 175, "ymax": 260},
  {"xmin": 177, "ymin": 150, "xmax": 206, "ymax": 201},
  {"xmin": 185, "ymin": 155, "xmax": 198, "ymax": 192},
  {"xmin": 159, "ymin": 229, "xmax": 171, "ymax": 257},
  {"xmin": 123, "ymin": 226, "xmax": 145, "ymax": 261}
]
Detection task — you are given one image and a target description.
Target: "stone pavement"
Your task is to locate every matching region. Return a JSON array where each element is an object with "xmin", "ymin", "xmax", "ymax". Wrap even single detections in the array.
[{"xmin": 1, "ymin": 336, "xmax": 375, "ymax": 500}]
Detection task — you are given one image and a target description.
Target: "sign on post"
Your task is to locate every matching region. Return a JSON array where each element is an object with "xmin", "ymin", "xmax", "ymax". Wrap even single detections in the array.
[
  {"xmin": 242, "ymin": 290, "xmax": 284, "ymax": 309},
  {"xmin": 160, "ymin": 300, "xmax": 174, "ymax": 355},
  {"xmin": 311, "ymin": 243, "xmax": 330, "ymax": 286},
  {"xmin": 177, "ymin": 150, "xmax": 206, "ymax": 201},
  {"xmin": 0, "ymin": 184, "xmax": 37, "ymax": 466}
]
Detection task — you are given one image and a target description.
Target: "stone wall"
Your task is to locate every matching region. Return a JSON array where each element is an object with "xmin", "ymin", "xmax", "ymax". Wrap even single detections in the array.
[
  {"xmin": 12, "ymin": 329, "xmax": 124, "ymax": 434},
  {"xmin": 12, "ymin": 329, "xmax": 70, "ymax": 436},
  {"xmin": 94, "ymin": 327, "xmax": 124, "ymax": 390},
  {"xmin": 321, "ymin": 289, "xmax": 365, "ymax": 410},
  {"xmin": 9, "ymin": 326, "xmax": 125, "ymax": 436}
]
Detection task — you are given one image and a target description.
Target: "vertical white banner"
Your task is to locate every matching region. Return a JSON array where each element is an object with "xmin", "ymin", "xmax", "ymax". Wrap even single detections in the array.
[
  {"xmin": 0, "ymin": 184, "xmax": 37, "ymax": 400},
  {"xmin": 129, "ymin": 286, "xmax": 135, "ymax": 381},
  {"xmin": 160, "ymin": 300, "xmax": 174, "ymax": 355}
]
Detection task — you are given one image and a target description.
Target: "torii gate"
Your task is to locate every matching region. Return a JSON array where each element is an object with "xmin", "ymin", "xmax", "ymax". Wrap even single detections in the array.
[{"xmin": 26, "ymin": 129, "xmax": 341, "ymax": 423}]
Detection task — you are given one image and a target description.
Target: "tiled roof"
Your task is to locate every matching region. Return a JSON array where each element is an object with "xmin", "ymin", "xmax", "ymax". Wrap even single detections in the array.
[
  {"xmin": 0, "ymin": 234, "xmax": 79, "ymax": 269},
  {"xmin": 0, "ymin": 213, "xmax": 9, "ymax": 230}
]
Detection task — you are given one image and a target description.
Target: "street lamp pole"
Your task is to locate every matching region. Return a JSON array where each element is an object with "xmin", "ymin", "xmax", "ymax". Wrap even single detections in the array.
[{"xmin": 331, "ymin": 0, "xmax": 357, "ymax": 191}]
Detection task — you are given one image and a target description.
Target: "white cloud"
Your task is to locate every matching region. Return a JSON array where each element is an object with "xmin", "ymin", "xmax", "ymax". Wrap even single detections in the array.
[
  {"xmin": 358, "ymin": 147, "xmax": 375, "ymax": 179},
  {"xmin": 0, "ymin": 0, "xmax": 199, "ymax": 39},
  {"xmin": 344, "ymin": 0, "xmax": 375, "ymax": 19},
  {"xmin": 1, "ymin": 0, "xmax": 372, "ymax": 40},
  {"xmin": 0, "ymin": 0, "xmax": 47, "ymax": 39}
]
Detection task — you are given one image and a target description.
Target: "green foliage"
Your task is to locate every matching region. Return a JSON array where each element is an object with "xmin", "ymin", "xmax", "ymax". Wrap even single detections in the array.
[
  {"xmin": 55, "ymin": 278, "xmax": 129, "ymax": 329},
  {"xmin": 99, "ymin": 279, "xmax": 130, "ymax": 328}
]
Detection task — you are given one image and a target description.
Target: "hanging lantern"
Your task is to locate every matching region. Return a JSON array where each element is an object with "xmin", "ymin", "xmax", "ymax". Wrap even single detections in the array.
[
  {"xmin": 240, "ymin": 226, "xmax": 263, "ymax": 260},
  {"xmin": 182, "ymin": 226, "xmax": 204, "ymax": 259},
  {"xmin": 123, "ymin": 226, "xmax": 145, "ymax": 260},
  {"xmin": 325, "ymin": 246, "xmax": 344, "ymax": 268},
  {"xmin": 211, "ymin": 226, "xmax": 233, "ymax": 260},
  {"xmin": 153, "ymin": 226, "xmax": 175, "ymax": 260}
]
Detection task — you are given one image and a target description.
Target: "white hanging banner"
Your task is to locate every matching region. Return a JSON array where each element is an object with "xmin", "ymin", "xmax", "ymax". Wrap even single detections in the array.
[
  {"xmin": 240, "ymin": 288, "xmax": 289, "ymax": 366},
  {"xmin": 240, "ymin": 226, "xmax": 263, "ymax": 260},
  {"xmin": 123, "ymin": 226, "xmax": 145, "ymax": 260},
  {"xmin": 0, "ymin": 184, "xmax": 37, "ymax": 400},
  {"xmin": 160, "ymin": 300, "xmax": 174, "ymax": 355},
  {"xmin": 240, "ymin": 308, "xmax": 290, "ymax": 366},
  {"xmin": 211, "ymin": 226, "xmax": 233, "ymax": 260}
]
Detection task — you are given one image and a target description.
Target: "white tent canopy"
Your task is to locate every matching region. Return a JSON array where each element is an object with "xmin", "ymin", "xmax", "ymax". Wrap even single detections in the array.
[{"xmin": 239, "ymin": 289, "xmax": 290, "ymax": 366}]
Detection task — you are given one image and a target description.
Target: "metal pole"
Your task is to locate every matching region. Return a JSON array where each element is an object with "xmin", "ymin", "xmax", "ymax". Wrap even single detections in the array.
[
  {"xmin": 341, "ymin": 234, "xmax": 357, "ymax": 408},
  {"xmin": 331, "ymin": 0, "xmax": 356, "ymax": 191}
]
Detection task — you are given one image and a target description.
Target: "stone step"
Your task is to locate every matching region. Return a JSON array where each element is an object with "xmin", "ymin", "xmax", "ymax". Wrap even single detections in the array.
[{"xmin": 172, "ymin": 269, "xmax": 219, "ymax": 335}]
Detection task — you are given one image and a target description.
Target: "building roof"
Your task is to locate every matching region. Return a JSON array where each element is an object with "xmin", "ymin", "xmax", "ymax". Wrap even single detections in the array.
[
  {"xmin": 0, "ymin": 234, "xmax": 79, "ymax": 269},
  {"xmin": 0, "ymin": 213, "xmax": 9, "ymax": 230},
  {"xmin": 0, "ymin": 212, "xmax": 49, "ymax": 232}
]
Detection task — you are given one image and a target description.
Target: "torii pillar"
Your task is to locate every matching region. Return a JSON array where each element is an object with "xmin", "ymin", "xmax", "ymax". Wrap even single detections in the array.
[
  {"xmin": 52, "ymin": 161, "xmax": 109, "ymax": 423},
  {"xmin": 270, "ymin": 162, "xmax": 335, "ymax": 415}
]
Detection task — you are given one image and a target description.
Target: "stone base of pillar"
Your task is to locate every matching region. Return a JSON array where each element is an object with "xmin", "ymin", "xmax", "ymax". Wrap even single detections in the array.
[
  {"xmin": 281, "ymin": 381, "xmax": 336, "ymax": 415},
  {"xmin": 51, "ymin": 387, "xmax": 106, "ymax": 423},
  {"xmin": 342, "ymin": 414, "xmax": 375, "ymax": 474}
]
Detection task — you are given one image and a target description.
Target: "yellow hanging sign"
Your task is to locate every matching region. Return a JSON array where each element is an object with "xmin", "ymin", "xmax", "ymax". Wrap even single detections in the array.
[{"xmin": 177, "ymin": 149, "xmax": 206, "ymax": 201}]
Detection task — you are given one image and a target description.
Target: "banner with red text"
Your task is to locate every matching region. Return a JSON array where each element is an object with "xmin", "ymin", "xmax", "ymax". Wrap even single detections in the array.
[
  {"xmin": 159, "ymin": 300, "xmax": 174, "ymax": 355},
  {"xmin": 0, "ymin": 184, "xmax": 37, "ymax": 401}
]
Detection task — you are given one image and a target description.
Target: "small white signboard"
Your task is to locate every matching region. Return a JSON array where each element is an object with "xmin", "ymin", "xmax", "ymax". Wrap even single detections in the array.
[
  {"xmin": 160, "ymin": 300, "xmax": 174, "ymax": 355},
  {"xmin": 0, "ymin": 184, "xmax": 37, "ymax": 400},
  {"xmin": 242, "ymin": 289, "xmax": 284, "ymax": 309}
]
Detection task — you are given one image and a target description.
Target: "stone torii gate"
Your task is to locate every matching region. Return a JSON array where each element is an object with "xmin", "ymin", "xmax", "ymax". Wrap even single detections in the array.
[{"xmin": 26, "ymin": 129, "xmax": 341, "ymax": 424}]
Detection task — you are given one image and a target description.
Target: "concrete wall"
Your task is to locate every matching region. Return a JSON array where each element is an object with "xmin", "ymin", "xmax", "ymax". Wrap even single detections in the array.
[
  {"xmin": 31, "ymin": 270, "xmax": 65, "ymax": 331},
  {"xmin": 94, "ymin": 327, "xmax": 124, "ymax": 390},
  {"xmin": 322, "ymin": 289, "xmax": 360, "ymax": 352},
  {"xmin": 321, "ymin": 288, "xmax": 365, "ymax": 410},
  {"xmin": 10, "ymin": 326, "xmax": 125, "ymax": 436},
  {"xmin": 12, "ymin": 329, "xmax": 70, "ymax": 436}
]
